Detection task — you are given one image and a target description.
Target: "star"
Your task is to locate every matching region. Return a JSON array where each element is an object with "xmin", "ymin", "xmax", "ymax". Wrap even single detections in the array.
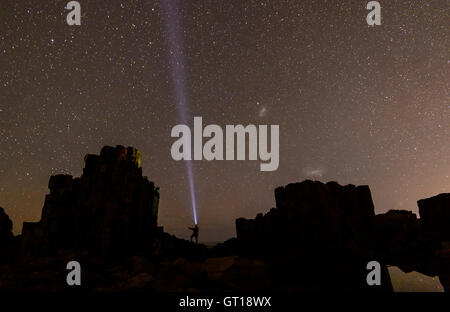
[{"xmin": 0, "ymin": 0, "xmax": 447, "ymax": 250}]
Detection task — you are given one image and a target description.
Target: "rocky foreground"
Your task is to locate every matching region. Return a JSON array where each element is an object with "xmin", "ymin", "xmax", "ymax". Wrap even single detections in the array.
[{"xmin": 0, "ymin": 146, "xmax": 449, "ymax": 292}]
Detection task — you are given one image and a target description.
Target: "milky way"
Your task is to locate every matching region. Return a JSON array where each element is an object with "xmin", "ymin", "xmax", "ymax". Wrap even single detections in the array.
[{"xmin": 0, "ymin": 1, "xmax": 448, "ymax": 242}]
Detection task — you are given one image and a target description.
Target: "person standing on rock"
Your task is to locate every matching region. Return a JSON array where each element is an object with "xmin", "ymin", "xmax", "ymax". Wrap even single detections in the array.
[{"xmin": 188, "ymin": 224, "xmax": 199, "ymax": 244}]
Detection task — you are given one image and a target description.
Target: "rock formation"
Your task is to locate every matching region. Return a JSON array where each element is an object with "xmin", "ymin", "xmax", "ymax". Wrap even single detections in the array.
[
  {"xmin": 0, "ymin": 147, "xmax": 448, "ymax": 292},
  {"xmin": 418, "ymin": 193, "xmax": 450, "ymax": 241},
  {"xmin": 0, "ymin": 207, "xmax": 13, "ymax": 263},
  {"xmin": 373, "ymin": 198, "xmax": 450, "ymax": 291},
  {"xmin": 236, "ymin": 180, "xmax": 392, "ymax": 291},
  {"xmin": 20, "ymin": 145, "xmax": 160, "ymax": 257},
  {"xmin": 234, "ymin": 182, "xmax": 450, "ymax": 291},
  {"xmin": 373, "ymin": 210, "xmax": 427, "ymax": 271}
]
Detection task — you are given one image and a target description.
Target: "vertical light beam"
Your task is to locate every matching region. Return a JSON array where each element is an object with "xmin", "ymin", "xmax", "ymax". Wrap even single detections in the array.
[{"xmin": 162, "ymin": 0, "xmax": 197, "ymax": 224}]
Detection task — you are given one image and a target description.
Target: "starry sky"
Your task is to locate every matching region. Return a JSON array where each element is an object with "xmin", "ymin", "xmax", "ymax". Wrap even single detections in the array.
[{"xmin": 0, "ymin": 0, "xmax": 448, "ymax": 242}]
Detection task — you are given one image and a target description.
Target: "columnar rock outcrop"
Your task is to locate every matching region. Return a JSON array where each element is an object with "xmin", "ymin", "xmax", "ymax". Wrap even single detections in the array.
[
  {"xmin": 21, "ymin": 146, "xmax": 160, "ymax": 257},
  {"xmin": 1, "ymin": 154, "xmax": 448, "ymax": 291},
  {"xmin": 0, "ymin": 207, "xmax": 14, "ymax": 263},
  {"xmin": 373, "ymin": 210, "xmax": 426, "ymax": 270},
  {"xmin": 236, "ymin": 181, "xmax": 376, "ymax": 255},
  {"xmin": 418, "ymin": 192, "xmax": 450, "ymax": 290},
  {"xmin": 373, "ymin": 196, "xmax": 450, "ymax": 291},
  {"xmin": 236, "ymin": 180, "xmax": 392, "ymax": 291},
  {"xmin": 418, "ymin": 193, "xmax": 450, "ymax": 241}
]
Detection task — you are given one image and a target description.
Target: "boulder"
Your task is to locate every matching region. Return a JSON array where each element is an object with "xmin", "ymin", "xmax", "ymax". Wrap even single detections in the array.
[
  {"xmin": 124, "ymin": 272, "xmax": 155, "ymax": 290},
  {"xmin": 201, "ymin": 256, "xmax": 238, "ymax": 281},
  {"xmin": 170, "ymin": 257, "xmax": 202, "ymax": 279}
]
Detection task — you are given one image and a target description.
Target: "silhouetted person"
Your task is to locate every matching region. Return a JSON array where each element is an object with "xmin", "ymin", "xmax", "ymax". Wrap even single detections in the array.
[{"xmin": 188, "ymin": 224, "xmax": 199, "ymax": 243}]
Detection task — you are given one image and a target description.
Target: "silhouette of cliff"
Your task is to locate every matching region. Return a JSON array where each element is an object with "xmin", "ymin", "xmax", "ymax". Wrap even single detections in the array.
[
  {"xmin": 418, "ymin": 194, "xmax": 450, "ymax": 241},
  {"xmin": 235, "ymin": 180, "xmax": 392, "ymax": 291},
  {"xmin": 0, "ymin": 207, "xmax": 13, "ymax": 264},
  {"xmin": 0, "ymin": 147, "xmax": 448, "ymax": 292},
  {"xmin": 232, "ymin": 184, "xmax": 449, "ymax": 291},
  {"xmin": 374, "ymin": 194, "xmax": 450, "ymax": 290},
  {"xmin": 20, "ymin": 145, "xmax": 160, "ymax": 257}
]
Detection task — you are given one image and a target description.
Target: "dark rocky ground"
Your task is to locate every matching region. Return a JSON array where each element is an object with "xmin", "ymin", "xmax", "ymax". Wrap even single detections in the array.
[{"xmin": 0, "ymin": 146, "xmax": 449, "ymax": 292}]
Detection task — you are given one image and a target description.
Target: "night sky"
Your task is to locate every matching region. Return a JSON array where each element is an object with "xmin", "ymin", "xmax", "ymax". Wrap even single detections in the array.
[{"xmin": 0, "ymin": 0, "xmax": 448, "ymax": 242}]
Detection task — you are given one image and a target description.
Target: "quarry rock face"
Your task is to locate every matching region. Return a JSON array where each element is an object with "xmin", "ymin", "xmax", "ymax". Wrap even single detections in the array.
[
  {"xmin": 0, "ymin": 207, "xmax": 13, "ymax": 263},
  {"xmin": 236, "ymin": 180, "xmax": 392, "ymax": 291},
  {"xmin": 20, "ymin": 145, "xmax": 160, "ymax": 257},
  {"xmin": 418, "ymin": 193, "xmax": 450, "ymax": 241}
]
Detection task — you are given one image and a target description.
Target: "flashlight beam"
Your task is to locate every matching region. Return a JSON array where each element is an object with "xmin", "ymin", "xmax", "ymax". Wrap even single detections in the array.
[{"xmin": 162, "ymin": 0, "xmax": 198, "ymax": 225}]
